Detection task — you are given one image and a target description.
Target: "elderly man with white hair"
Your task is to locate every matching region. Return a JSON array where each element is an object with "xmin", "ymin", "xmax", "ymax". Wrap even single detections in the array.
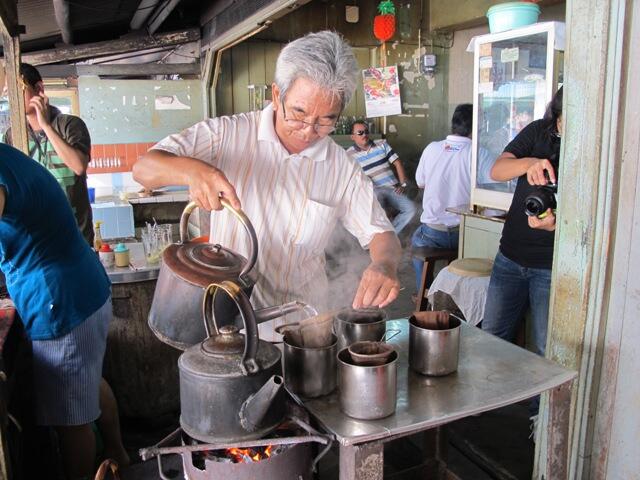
[{"xmin": 134, "ymin": 31, "xmax": 401, "ymax": 318}]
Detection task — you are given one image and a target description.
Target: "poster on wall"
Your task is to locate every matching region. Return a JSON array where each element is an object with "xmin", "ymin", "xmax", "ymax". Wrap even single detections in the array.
[{"xmin": 363, "ymin": 66, "xmax": 402, "ymax": 118}]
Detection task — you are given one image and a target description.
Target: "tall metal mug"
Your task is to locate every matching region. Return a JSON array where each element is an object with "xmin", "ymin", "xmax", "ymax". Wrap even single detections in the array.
[
  {"xmin": 409, "ymin": 315, "xmax": 461, "ymax": 376},
  {"xmin": 333, "ymin": 307, "xmax": 387, "ymax": 352},
  {"xmin": 338, "ymin": 347, "xmax": 397, "ymax": 419},
  {"xmin": 283, "ymin": 334, "xmax": 337, "ymax": 398}
]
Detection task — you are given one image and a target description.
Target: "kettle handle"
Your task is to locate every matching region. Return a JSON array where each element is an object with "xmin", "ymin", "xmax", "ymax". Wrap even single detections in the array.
[
  {"xmin": 179, "ymin": 200, "xmax": 258, "ymax": 281},
  {"xmin": 202, "ymin": 281, "xmax": 259, "ymax": 375}
]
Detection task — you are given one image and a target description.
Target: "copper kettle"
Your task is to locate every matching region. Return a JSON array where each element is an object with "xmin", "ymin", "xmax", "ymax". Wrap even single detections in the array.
[{"xmin": 148, "ymin": 200, "xmax": 312, "ymax": 350}]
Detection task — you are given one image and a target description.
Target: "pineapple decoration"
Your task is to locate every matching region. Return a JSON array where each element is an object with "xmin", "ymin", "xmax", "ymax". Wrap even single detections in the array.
[{"xmin": 373, "ymin": 0, "xmax": 396, "ymax": 66}]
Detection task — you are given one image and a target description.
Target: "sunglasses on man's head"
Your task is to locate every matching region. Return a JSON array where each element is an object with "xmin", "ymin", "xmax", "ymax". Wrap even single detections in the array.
[{"xmin": 353, "ymin": 129, "xmax": 369, "ymax": 136}]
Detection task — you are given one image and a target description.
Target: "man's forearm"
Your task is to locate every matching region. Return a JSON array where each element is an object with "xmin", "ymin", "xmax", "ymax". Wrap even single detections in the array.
[
  {"xmin": 393, "ymin": 160, "xmax": 408, "ymax": 184},
  {"xmin": 369, "ymin": 231, "xmax": 401, "ymax": 269},
  {"xmin": 133, "ymin": 149, "xmax": 207, "ymax": 189},
  {"xmin": 42, "ymin": 125, "xmax": 88, "ymax": 175}
]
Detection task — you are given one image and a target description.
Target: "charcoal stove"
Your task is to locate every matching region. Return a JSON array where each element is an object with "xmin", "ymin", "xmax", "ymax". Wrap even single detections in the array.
[{"xmin": 139, "ymin": 405, "xmax": 333, "ymax": 480}]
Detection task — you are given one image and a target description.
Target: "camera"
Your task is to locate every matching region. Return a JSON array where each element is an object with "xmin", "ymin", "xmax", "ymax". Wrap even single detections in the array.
[
  {"xmin": 524, "ymin": 182, "xmax": 557, "ymax": 217},
  {"xmin": 524, "ymin": 144, "xmax": 560, "ymax": 218}
]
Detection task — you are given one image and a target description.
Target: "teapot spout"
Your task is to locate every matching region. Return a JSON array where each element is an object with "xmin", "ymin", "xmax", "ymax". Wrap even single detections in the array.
[
  {"xmin": 254, "ymin": 301, "xmax": 317, "ymax": 324},
  {"xmin": 240, "ymin": 375, "xmax": 285, "ymax": 432}
]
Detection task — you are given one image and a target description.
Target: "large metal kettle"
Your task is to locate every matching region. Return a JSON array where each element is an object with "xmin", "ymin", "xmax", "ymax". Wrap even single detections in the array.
[
  {"xmin": 179, "ymin": 281, "xmax": 286, "ymax": 443},
  {"xmin": 149, "ymin": 200, "xmax": 311, "ymax": 350}
]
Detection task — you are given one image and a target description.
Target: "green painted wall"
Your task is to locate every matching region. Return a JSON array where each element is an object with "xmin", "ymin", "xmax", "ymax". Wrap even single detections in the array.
[{"xmin": 79, "ymin": 77, "xmax": 203, "ymax": 144}]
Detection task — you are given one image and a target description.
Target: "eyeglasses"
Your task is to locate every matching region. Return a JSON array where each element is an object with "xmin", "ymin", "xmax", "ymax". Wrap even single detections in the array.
[
  {"xmin": 353, "ymin": 129, "xmax": 369, "ymax": 136},
  {"xmin": 281, "ymin": 103, "xmax": 338, "ymax": 134}
]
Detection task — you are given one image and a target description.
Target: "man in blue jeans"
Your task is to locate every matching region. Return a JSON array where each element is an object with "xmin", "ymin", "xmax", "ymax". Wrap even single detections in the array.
[
  {"xmin": 411, "ymin": 104, "xmax": 473, "ymax": 290},
  {"xmin": 347, "ymin": 121, "xmax": 416, "ymax": 234}
]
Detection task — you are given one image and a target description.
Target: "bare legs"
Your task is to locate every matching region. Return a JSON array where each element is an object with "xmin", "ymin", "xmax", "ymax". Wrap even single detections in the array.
[{"xmin": 97, "ymin": 378, "xmax": 130, "ymax": 468}]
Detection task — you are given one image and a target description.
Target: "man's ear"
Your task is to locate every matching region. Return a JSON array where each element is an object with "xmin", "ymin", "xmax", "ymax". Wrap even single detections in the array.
[
  {"xmin": 35, "ymin": 81, "xmax": 45, "ymax": 95},
  {"xmin": 271, "ymin": 83, "xmax": 280, "ymax": 111}
]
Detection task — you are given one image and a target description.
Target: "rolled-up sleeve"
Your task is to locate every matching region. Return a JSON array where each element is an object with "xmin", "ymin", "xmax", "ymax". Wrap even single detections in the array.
[
  {"xmin": 339, "ymin": 156, "xmax": 394, "ymax": 249},
  {"xmin": 152, "ymin": 118, "xmax": 222, "ymax": 165}
]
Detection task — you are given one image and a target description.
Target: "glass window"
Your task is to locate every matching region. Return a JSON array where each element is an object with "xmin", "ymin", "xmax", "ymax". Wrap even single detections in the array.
[{"xmin": 475, "ymin": 31, "xmax": 550, "ymax": 193}]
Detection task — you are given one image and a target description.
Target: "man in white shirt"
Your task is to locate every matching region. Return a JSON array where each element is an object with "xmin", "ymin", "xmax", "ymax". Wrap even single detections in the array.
[
  {"xmin": 133, "ymin": 31, "xmax": 401, "ymax": 317},
  {"xmin": 412, "ymin": 104, "xmax": 473, "ymax": 290}
]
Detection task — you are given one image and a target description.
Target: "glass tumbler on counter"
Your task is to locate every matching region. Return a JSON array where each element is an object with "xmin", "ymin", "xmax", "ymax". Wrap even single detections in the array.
[
  {"xmin": 141, "ymin": 230, "xmax": 161, "ymax": 265},
  {"xmin": 158, "ymin": 224, "xmax": 173, "ymax": 251}
]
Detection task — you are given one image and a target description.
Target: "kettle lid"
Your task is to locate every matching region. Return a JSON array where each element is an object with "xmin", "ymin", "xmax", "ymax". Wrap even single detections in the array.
[
  {"xmin": 163, "ymin": 242, "xmax": 250, "ymax": 286},
  {"xmin": 201, "ymin": 325, "xmax": 244, "ymax": 356}
]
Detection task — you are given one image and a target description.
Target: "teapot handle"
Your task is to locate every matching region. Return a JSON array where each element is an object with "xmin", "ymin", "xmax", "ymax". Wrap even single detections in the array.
[
  {"xmin": 202, "ymin": 281, "xmax": 259, "ymax": 375},
  {"xmin": 179, "ymin": 200, "xmax": 258, "ymax": 281}
]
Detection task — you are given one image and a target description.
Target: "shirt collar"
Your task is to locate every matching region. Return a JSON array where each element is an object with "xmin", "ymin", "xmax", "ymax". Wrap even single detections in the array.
[
  {"xmin": 351, "ymin": 139, "xmax": 374, "ymax": 151},
  {"xmin": 257, "ymin": 103, "xmax": 331, "ymax": 161},
  {"xmin": 446, "ymin": 134, "xmax": 471, "ymax": 143}
]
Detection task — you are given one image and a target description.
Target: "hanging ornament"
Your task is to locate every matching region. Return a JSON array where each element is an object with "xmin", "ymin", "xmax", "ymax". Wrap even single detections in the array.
[{"xmin": 373, "ymin": 0, "xmax": 396, "ymax": 42}]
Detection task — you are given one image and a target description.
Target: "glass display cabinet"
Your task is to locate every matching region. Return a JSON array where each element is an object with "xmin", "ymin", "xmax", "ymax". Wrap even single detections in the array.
[{"xmin": 470, "ymin": 22, "xmax": 564, "ymax": 211}]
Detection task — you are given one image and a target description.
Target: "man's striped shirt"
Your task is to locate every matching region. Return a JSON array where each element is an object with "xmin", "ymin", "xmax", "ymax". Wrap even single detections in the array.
[{"xmin": 346, "ymin": 139, "xmax": 399, "ymax": 188}]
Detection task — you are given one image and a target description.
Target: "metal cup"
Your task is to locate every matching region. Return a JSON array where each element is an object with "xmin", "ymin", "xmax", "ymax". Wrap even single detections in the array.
[
  {"xmin": 409, "ymin": 315, "xmax": 461, "ymax": 376},
  {"xmin": 283, "ymin": 334, "xmax": 337, "ymax": 398},
  {"xmin": 337, "ymin": 347, "xmax": 397, "ymax": 420},
  {"xmin": 333, "ymin": 307, "xmax": 387, "ymax": 352}
]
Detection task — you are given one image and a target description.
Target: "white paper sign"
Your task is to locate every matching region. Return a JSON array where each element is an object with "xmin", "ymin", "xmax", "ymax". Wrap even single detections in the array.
[
  {"xmin": 500, "ymin": 47, "xmax": 520, "ymax": 63},
  {"xmin": 479, "ymin": 56, "xmax": 493, "ymax": 69}
]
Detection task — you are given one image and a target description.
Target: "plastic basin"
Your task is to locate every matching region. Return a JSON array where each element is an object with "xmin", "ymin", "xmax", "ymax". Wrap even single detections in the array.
[{"xmin": 487, "ymin": 2, "xmax": 541, "ymax": 33}]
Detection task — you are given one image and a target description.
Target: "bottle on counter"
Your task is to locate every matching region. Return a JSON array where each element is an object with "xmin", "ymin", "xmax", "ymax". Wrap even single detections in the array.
[
  {"xmin": 99, "ymin": 243, "xmax": 115, "ymax": 268},
  {"xmin": 94, "ymin": 221, "xmax": 104, "ymax": 252},
  {"xmin": 114, "ymin": 243, "xmax": 130, "ymax": 268}
]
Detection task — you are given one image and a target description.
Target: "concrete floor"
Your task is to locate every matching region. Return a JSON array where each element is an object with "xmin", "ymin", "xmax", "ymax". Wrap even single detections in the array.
[{"xmin": 117, "ymin": 223, "xmax": 535, "ymax": 479}]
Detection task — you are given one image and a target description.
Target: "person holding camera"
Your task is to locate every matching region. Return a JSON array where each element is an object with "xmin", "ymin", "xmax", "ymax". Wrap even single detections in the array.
[{"xmin": 482, "ymin": 87, "xmax": 563, "ymax": 365}]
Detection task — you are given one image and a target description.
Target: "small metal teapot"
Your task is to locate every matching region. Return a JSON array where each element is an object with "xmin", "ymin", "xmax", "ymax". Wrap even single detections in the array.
[{"xmin": 179, "ymin": 281, "xmax": 286, "ymax": 443}]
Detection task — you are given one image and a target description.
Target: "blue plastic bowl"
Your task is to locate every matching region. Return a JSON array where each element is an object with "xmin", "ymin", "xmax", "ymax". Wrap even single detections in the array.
[{"xmin": 487, "ymin": 2, "xmax": 541, "ymax": 33}]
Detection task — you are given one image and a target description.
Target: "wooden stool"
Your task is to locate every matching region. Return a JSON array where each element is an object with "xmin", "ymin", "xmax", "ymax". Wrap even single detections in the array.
[{"xmin": 412, "ymin": 246, "xmax": 458, "ymax": 311}]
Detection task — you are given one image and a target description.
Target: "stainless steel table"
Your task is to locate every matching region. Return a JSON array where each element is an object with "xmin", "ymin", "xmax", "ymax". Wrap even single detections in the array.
[{"xmin": 301, "ymin": 319, "xmax": 577, "ymax": 480}]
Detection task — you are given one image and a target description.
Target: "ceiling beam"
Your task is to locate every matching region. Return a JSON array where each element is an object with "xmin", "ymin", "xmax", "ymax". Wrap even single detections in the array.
[
  {"xmin": 21, "ymin": 28, "xmax": 200, "ymax": 66},
  {"xmin": 130, "ymin": 0, "xmax": 161, "ymax": 30},
  {"xmin": 147, "ymin": 0, "xmax": 182, "ymax": 35},
  {"xmin": 52, "ymin": 0, "xmax": 73, "ymax": 44},
  {"xmin": 37, "ymin": 62, "xmax": 200, "ymax": 77}
]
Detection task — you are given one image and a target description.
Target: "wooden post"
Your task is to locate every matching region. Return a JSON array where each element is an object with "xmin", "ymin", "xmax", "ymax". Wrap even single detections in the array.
[
  {"xmin": 534, "ymin": 0, "xmax": 635, "ymax": 478},
  {"xmin": 0, "ymin": 13, "xmax": 27, "ymax": 154}
]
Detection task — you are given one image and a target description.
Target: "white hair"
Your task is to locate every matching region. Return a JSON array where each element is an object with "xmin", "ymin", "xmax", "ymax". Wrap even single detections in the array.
[{"xmin": 274, "ymin": 31, "xmax": 359, "ymax": 110}]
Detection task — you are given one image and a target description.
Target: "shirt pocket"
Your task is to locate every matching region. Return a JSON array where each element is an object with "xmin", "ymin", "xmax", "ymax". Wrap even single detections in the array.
[{"xmin": 290, "ymin": 199, "xmax": 338, "ymax": 254}]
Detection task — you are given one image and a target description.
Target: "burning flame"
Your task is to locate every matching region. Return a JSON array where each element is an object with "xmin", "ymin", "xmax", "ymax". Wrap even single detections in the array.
[{"xmin": 225, "ymin": 445, "xmax": 273, "ymax": 463}]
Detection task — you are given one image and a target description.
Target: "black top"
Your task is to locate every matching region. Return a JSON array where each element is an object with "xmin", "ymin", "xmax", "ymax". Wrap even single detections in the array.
[{"xmin": 499, "ymin": 119, "xmax": 561, "ymax": 269}]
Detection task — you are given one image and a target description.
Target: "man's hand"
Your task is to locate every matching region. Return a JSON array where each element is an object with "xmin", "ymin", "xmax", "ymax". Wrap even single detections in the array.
[
  {"xmin": 526, "ymin": 159, "xmax": 556, "ymax": 186},
  {"xmin": 352, "ymin": 261, "xmax": 400, "ymax": 309},
  {"xmin": 30, "ymin": 93, "xmax": 51, "ymax": 128},
  {"xmin": 394, "ymin": 184, "xmax": 406, "ymax": 194},
  {"xmin": 528, "ymin": 209, "xmax": 556, "ymax": 231},
  {"xmin": 187, "ymin": 163, "xmax": 241, "ymax": 211}
]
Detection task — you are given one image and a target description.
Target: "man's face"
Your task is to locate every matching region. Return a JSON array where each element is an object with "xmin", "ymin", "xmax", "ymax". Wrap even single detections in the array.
[
  {"xmin": 350, "ymin": 123, "xmax": 370, "ymax": 149},
  {"xmin": 21, "ymin": 78, "xmax": 43, "ymax": 115},
  {"xmin": 272, "ymin": 77, "xmax": 342, "ymax": 155}
]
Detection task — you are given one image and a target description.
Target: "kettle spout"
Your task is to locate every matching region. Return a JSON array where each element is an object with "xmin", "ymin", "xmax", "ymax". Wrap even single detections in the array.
[
  {"xmin": 239, "ymin": 375, "xmax": 285, "ymax": 432},
  {"xmin": 254, "ymin": 301, "xmax": 317, "ymax": 324}
]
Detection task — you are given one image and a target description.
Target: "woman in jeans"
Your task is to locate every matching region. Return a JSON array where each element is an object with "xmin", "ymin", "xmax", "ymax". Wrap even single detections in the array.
[{"xmin": 483, "ymin": 87, "xmax": 563, "ymax": 363}]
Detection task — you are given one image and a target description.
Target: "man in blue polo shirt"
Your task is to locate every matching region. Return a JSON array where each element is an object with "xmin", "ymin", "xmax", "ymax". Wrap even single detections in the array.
[
  {"xmin": 0, "ymin": 143, "xmax": 126, "ymax": 478},
  {"xmin": 347, "ymin": 121, "xmax": 416, "ymax": 234}
]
